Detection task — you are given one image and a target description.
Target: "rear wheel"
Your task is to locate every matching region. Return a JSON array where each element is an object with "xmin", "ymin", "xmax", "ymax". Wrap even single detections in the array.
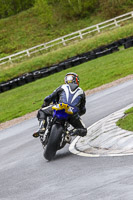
[{"xmin": 44, "ymin": 124, "xmax": 63, "ymax": 161}]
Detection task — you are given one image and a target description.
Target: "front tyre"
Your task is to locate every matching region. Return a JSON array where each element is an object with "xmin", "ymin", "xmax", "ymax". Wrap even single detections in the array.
[{"xmin": 44, "ymin": 124, "xmax": 63, "ymax": 161}]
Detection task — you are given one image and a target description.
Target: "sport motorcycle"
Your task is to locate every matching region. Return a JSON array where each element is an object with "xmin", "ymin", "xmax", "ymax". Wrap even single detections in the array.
[{"xmin": 39, "ymin": 103, "xmax": 75, "ymax": 161}]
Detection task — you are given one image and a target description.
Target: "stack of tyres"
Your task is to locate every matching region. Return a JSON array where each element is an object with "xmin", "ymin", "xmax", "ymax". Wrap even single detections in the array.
[
  {"xmin": 79, "ymin": 52, "xmax": 91, "ymax": 62},
  {"xmin": 95, "ymin": 51, "xmax": 104, "ymax": 58},
  {"xmin": 58, "ymin": 62, "xmax": 66, "ymax": 71},
  {"xmin": 110, "ymin": 46, "xmax": 119, "ymax": 52},
  {"xmin": 0, "ymin": 82, "xmax": 10, "ymax": 92},
  {"xmin": 124, "ymin": 39, "xmax": 133, "ymax": 49},
  {"xmin": 9, "ymin": 79, "xmax": 18, "ymax": 89},
  {"xmin": 40, "ymin": 68, "xmax": 50, "ymax": 78},
  {"xmin": 89, "ymin": 51, "xmax": 97, "ymax": 60},
  {"xmin": 32, "ymin": 71, "xmax": 42, "ymax": 80},
  {"xmin": 93, "ymin": 46, "xmax": 106, "ymax": 53},
  {"xmin": 25, "ymin": 73, "xmax": 34, "ymax": 83},
  {"xmin": 65, "ymin": 57, "xmax": 76, "ymax": 67},
  {"xmin": 17, "ymin": 76, "xmax": 26, "ymax": 86},
  {"xmin": 48, "ymin": 65, "xmax": 59, "ymax": 74},
  {"xmin": 118, "ymin": 38, "xmax": 127, "ymax": 46},
  {"xmin": 71, "ymin": 57, "xmax": 82, "ymax": 66},
  {"xmin": 78, "ymin": 56, "xmax": 87, "ymax": 64},
  {"xmin": 106, "ymin": 41, "xmax": 119, "ymax": 49},
  {"xmin": 0, "ymin": 85, "xmax": 2, "ymax": 93},
  {"xmin": 64, "ymin": 60, "xmax": 73, "ymax": 69}
]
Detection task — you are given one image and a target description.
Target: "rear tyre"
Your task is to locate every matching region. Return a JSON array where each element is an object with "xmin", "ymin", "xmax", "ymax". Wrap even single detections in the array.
[{"xmin": 44, "ymin": 124, "xmax": 63, "ymax": 161}]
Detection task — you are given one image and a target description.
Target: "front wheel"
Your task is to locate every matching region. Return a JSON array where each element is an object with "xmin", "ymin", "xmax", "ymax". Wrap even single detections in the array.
[{"xmin": 44, "ymin": 124, "xmax": 63, "ymax": 161}]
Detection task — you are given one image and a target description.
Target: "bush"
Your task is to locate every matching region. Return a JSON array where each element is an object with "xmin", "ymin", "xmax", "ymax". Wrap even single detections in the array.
[
  {"xmin": 34, "ymin": 0, "xmax": 54, "ymax": 27},
  {"xmin": 0, "ymin": 0, "xmax": 34, "ymax": 18},
  {"xmin": 99, "ymin": 0, "xmax": 133, "ymax": 18},
  {"xmin": 59, "ymin": 0, "xmax": 99, "ymax": 19}
]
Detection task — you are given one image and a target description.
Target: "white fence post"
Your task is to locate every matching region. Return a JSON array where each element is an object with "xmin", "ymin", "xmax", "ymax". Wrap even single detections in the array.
[
  {"xmin": 62, "ymin": 38, "xmax": 66, "ymax": 46},
  {"xmin": 114, "ymin": 19, "xmax": 118, "ymax": 27},
  {"xmin": 79, "ymin": 31, "xmax": 83, "ymax": 39},
  {"xmin": 9, "ymin": 56, "xmax": 12, "ymax": 64},
  {"xmin": 96, "ymin": 25, "xmax": 100, "ymax": 33},
  {"xmin": 26, "ymin": 50, "xmax": 30, "ymax": 57}
]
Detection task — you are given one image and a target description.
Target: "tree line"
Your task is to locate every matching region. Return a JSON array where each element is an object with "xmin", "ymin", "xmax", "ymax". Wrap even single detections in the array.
[
  {"xmin": 0, "ymin": 0, "xmax": 133, "ymax": 22},
  {"xmin": 0, "ymin": 0, "xmax": 97, "ymax": 19}
]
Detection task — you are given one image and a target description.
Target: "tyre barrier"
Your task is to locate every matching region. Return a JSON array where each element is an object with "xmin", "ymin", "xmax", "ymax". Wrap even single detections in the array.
[
  {"xmin": 124, "ymin": 39, "xmax": 133, "ymax": 49},
  {"xmin": 0, "ymin": 36, "xmax": 133, "ymax": 94}
]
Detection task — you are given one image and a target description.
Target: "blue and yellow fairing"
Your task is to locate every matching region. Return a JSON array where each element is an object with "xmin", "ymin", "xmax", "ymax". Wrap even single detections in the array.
[{"xmin": 52, "ymin": 103, "xmax": 73, "ymax": 119}]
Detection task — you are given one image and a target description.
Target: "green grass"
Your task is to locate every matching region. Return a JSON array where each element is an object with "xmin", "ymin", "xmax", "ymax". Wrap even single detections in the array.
[
  {"xmin": 0, "ymin": 8, "xmax": 104, "ymax": 58},
  {"xmin": 117, "ymin": 107, "xmax": 133, "ymax": 131},
  {"xmin": 1, "ymin": 20, "xmax": 133, "ymax": 83},
  {"xmin": 1, "ymin": 46, "xmax": 133, "ymax": 123}
]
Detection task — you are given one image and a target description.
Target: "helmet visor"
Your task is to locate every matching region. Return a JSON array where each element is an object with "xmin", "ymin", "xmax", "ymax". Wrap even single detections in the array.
[{"xmin": 65, "ymin": 75, "xmax": 73, "ymax": 83}]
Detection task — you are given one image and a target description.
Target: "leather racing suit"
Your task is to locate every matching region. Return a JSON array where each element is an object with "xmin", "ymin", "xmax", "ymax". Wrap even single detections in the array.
[{"xmin": 37, "ymin": 83, "xmax": 87, "ymax": 137}]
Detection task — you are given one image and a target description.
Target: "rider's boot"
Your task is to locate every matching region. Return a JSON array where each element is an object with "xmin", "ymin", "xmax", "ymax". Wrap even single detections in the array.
[
  {"xmin": 33, "ymin": 120, "xmax": 46, "ymax": 138},
  {"xmin": 70, "ymin": 128, "xmax": 87, "ymax": 137}
]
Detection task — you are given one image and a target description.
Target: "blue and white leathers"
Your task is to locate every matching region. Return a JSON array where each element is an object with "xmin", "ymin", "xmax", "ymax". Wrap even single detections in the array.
[
  {"xmin": 60, "ymin": 84, "xmax": 83, "ymax": 113},
  {"xmin": 44, "ymin": 83, "xmax": 86, "ymax": 116}
]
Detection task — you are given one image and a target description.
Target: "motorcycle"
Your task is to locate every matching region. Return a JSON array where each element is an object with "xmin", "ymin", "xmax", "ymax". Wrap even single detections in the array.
[{"xmin": 39, "ymin": 103, "xmax": 75, "ymax": 161}]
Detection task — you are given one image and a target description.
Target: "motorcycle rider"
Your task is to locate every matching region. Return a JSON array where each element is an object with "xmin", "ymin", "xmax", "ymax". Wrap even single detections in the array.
[{"xmin": 33, "ymin": 72, "xmax": 87, "ymax": 138}]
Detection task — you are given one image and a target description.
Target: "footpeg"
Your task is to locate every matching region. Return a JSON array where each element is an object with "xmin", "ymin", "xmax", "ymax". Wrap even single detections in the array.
[
  {"xmin": 65, "ymin": 135, "xmax": 71, "ymax": 144},
  {"xmin": 33, "ymin": 132, "xmax": 40, "ymax": 138},
  {"xmin": 33, "ymin": 128, "xmax": 45, "ymax": 138}
]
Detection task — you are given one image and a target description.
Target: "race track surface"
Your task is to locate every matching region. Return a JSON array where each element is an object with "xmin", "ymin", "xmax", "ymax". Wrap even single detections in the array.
[{"xmin": 0, "ymin": 79, "xmax": 133, "ymax": 200}]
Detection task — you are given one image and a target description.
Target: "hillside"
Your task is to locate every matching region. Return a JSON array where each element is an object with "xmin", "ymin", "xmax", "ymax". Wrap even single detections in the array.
[
  {"xmin": 1, "ymin": 20, "xmax": 133, "ymax": 84},
  {"xmin": 0, "ymin": 0, "xmax": 133, "ymax": 58},
  {"xmin": 0, "ymin": 8, "xmax": 104, "ymax": 58}
]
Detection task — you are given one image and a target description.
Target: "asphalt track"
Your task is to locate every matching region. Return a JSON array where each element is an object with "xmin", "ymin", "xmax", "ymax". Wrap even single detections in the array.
[{"xmin": 0, "ymin": 79, "xmax": 133, "ymax": 200}]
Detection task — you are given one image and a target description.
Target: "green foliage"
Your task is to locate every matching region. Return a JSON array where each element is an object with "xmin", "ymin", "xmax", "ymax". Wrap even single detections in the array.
[
  {"xmin": 59, "ymin": 0, "xmax": 99, "ymax": 18},
  {"xmin": 117, "ymin": 111, "xmax": 133, "ymax": 132},
  {"xmin": 0, "ymin": 0, "xmax": 133, "ymax": 57},
  {"xmin": 34, "ymin": 0, "xmax": 54, "ymax": 27},
  {"xmin": 0, "ymin": 7, "xmax": 103, "ymax": 58},
  {"xmin": 0, "ymin": 0, "xmax": 34, "ymax": 18},
  {"xmin": 0, "ymin": 0, "xmax": 133, "ymax": 21},
  {"xmin": 125, "ymin": 107, "xmax": 133, "ymax": 114}
]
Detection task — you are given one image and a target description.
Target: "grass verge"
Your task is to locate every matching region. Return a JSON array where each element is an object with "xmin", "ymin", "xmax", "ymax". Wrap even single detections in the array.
[
  {"xmin": 117, "ymin": 107, "xmax": 133, "ymax": 131},
  {"xmin": 0, "ymin": 46, "xmax": 133, "ymax": 123}
]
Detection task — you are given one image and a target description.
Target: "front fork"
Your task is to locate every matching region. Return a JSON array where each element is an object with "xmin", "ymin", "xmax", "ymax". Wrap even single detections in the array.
[
  {"xmin": 59, "ymin": 122, "xmax": 72, "ymax": 148},
  {"xmin": 40, "ymin": 117, "xmax": 53, "ymax": 149},
  {"xmin": 40, "ymin": 117, "xmax": 72, "ymax": 149}
]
